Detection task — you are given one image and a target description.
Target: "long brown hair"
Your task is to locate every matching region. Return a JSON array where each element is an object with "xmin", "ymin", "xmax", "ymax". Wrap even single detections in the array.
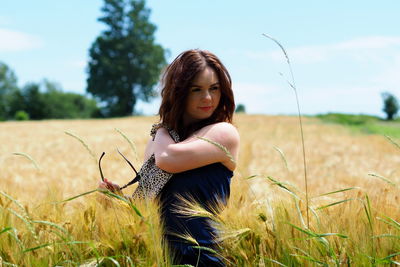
[{"xmin": 158, "ymin": 49, "xmax": 235, "ymax": 139}]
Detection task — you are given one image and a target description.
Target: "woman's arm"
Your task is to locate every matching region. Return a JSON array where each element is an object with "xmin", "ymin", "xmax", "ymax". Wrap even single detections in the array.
[{"xmin": 154, "ymin": 122, "xmax": 239, "ymax": 173}]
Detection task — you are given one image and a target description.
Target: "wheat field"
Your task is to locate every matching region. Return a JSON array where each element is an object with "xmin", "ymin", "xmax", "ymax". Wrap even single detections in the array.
[{"xmin": 1, "ymin": 114, "xmax": 399, "ymax": 266}]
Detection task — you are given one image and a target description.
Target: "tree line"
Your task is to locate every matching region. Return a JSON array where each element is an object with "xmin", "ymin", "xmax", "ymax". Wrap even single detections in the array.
[{"xmin": 0, "ymin": 63, "xmax": 101, "ymax": 121}]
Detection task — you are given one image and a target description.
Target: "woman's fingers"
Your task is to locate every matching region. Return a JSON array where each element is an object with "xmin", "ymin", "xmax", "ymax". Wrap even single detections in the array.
[
  {"xmin": 98, "ymin": 179, "xmax": 120, "ymax": 192},
  {"xmin": 98, "ymin": 181, "xmax": 108, "ymax": 189}
]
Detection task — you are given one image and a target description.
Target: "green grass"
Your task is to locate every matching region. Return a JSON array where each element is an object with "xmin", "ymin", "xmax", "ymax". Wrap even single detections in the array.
[{"xmin": 316, "ymin": 113, "xmax": 400, "ymax": 138}]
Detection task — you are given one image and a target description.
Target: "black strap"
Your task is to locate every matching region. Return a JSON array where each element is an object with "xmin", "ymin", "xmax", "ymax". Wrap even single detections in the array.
[{"xmin": 120, "ymin": 174, "xmax": 141, "ymax": 190}]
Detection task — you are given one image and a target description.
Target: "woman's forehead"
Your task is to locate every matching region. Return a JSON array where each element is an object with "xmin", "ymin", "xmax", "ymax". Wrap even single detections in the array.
[{"xmin": 191, "ymin": 67, "xmax": 219, "ymax": 85}]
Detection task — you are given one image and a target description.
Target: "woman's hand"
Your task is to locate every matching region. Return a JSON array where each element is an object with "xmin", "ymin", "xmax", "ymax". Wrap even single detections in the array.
[
  {"xmin": 97, "ymin": 178, "xmax": 122, "ymax": 207},
  {"xmin": 98, "ymin": 178, "xmax": 121, "ymax": 193}
]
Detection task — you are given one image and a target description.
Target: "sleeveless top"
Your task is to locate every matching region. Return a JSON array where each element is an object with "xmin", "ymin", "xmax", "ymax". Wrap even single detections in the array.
[
  {"xmin": 158, "ymin": 163, "xmax": 233, "ymax": 266},
  {"xmin": 131, "ymin": 124, "xmax": 180, "ymax": 199}
]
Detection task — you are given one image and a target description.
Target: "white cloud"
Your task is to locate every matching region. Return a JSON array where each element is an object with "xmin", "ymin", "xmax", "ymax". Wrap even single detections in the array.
[
  {"xmin": 0, "ymin": 28, "xmax": 44, "ymax": 52},
  {"xmin": 246, "ymin": 36, "xmax": 400, "ymax": 64},
  {"xmin": 233, "ymin": 82, "xmax": 295, "ymax": 114},
  {"xmin": 231, "ymin": 81, "xmax": 387, "ymax": 116}
]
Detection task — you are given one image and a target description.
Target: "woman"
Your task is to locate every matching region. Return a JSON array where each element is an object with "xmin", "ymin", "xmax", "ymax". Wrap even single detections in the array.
[{"xmin": 101, "ymin": 49, "xmax": 239, "ymax": 266}]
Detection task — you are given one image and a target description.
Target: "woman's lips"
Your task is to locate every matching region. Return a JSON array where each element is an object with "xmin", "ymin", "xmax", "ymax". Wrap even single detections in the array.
[{"xmin": 198, "ymin": 106, "xmax": 212, "ymax": 112}]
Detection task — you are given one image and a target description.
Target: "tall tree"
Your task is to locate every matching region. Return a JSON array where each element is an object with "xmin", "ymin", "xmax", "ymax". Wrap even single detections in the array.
[
  {"xmin": 87, "ymin": 0, "xmax": 166, "ymax": 117},
  {"xmin": 381, "ymin": 92, "xmax": 399, "ymax": 121},
  {"xmin": 0, "ymin": 62, "xmax": 19, "ymax": 120}
]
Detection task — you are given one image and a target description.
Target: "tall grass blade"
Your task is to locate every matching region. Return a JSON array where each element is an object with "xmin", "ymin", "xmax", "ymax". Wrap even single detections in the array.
[
  {"xmin": 385, "ymin": 135, "xmax": 400, "ymax": 150},
  {"xmin": 218, "ymin": 228, "xmax": 251, "ymax": 241},
  {"xmin": 309, "ymin": 206, "xmax": 321, "ymax": 228},
  {"xmin": 0, "ymin": 191, "xmax": 26, "ymax": 213},
  {"xmin": 363, "ymin": 194, "xmax": 376, "ymax": 264},
  {"xmin": 290, "ymin": 254, "xmax": 328, "ymax": 266},
  {"xmin": 23, "ymin": 242, "xmax": 54, "ymax": 253},
  {"xmin": 0, "ymin": 259, "xmax": 18, "ymax": 267},
  {"xmin": 65, "ymin": 131, "xmax": 96, "ymax": 162},
  {"xmin": 368, "ymin": 173, "xmax": 396, "ymax": 186},
  {"xmin": 0, "ymin": 226, "xmax": 13, "ymax": 235},
  {"xmin": 7, "ymin": 228, "xmax": 24, "ymax": 250},
  {"xmin": 6, "ymin": 207, "xmax": 39, "ymax": 244},
  {"xmin": 1, "ymin": 190, "xmax": 41, "ymax": 245},
  {"xmin": 314, "ymin": 187, "xmax": 358, "ymax": 198},
  {"xmin": 32, "ymin": 220, "xmax": 69, "ymax": 235},
  {"xmin": 12, "ymin": 152, "xmax": 40, "ymax": 170},
  {"xmin": 316, "ymin": 198, "xmax": 355, "ymax": 210},
  {"xmin": 372, "ymin": 234, "xmax": 400, "ymax": 239},
  {"xmin": 363, "ymin": 195, "xmax": 374, "ymax": 232},
  {"xmin": 381, "ymin": 252, "xmax": 400, "ymax": 262},
  {"xmin": 7, "ymin": 208, "xmax": 30, "ymax": 226},
  {"xmin": 263, "ymin": 33, "xmax": 309, "ymax": 228},
  {"xmin": 196, "ymin": 136, "xmax": 235, "ymax": 163},
  {"xmin": 377, "ymin": 216, "xmax": 400, "ymax": 230},
  {"xmin": 286, "ymin": 222, "xmax": 316, "ymax": 237},
  {"xmin": 265, "ymin": 258, "xmax": 288, "ymax": 267},
  {"xmin": 100, "ymin": 189, "xmax": 143, "ymax": 218},
  {"xmin": 287, "ymin": 222, "xmax": 348, "ymax": 239},
  {"xmin": 60, "ymin": 188, "xmax": 143, "ymax": 217},
  {"xmin": 191, "ymin": 246, "xmax": 218, "ymax": 254},
  {"xmin": 115, "ymin": 128, "xmax": 139, "ymax": 162},
  {"xmin": 265, "ymin": 176, "xmax": 299, "ymax": 199},
  {"xmin": 294, "ymin": 197, "xmax": 306, "ymax": 228},
  {"xmin": 273, "ymin": 146, "xmax": 290, "ymax": 171},
  {"xmin": 316, "ymin": 233, "xmax": 348, "ymax": 238},
  {"xmin": 23, "ymin": 241, "xmax": 89, "ymax": 253},
  {"xmin": 59, "ymin": 189, "xmax": 99, "ymax": 203}
]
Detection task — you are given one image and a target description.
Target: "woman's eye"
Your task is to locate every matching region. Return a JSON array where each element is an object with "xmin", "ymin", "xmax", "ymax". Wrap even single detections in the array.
[
  {"xmin": 211, "ymin": 86, "xmax": 220, "ymax": 91},
  {"xmin": 190, "ymin": 87, "xmax": 201, "ymax": 92}
]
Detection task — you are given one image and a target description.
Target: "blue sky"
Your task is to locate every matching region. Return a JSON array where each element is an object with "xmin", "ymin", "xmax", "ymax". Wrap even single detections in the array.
[{"xmin": 1, "ymin": 0, "xmax": 399, "ymax": 117}]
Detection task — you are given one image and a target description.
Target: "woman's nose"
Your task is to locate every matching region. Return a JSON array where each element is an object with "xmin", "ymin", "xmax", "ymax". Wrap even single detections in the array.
[{"xmin": 202, "ymin": 90, "xmax": 212, "ymax": 101}]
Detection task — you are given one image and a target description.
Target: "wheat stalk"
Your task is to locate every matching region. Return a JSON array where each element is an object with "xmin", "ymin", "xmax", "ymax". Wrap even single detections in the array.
[
  {"xmin": 196, "ymin": 136, "xmax": 236, "ymax": 164},
  {"xmin": 262, "ymin": 33, "xmax": 310, "ymax": 229},
  {"xmin": 64, "ymin": 131, "xmax": 96, "ymax": 163},
  {"xmin": 12, "ymin": 152, "xmax": 40, "ymax": 171},
  {"xmin": 115, "ymin": 128, "xmax": 139, "ymax": 162}
]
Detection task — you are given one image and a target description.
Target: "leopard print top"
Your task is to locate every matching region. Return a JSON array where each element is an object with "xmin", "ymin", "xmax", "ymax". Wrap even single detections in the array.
[{"xmin": 131, "ymin": 124, "xmax": 180, "ymax": 199}]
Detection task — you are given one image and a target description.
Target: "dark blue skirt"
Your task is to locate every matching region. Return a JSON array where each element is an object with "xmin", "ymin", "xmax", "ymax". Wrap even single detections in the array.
[{"xmin": 158, "ymin": 163, "xmax": 233, "ymax": 267}]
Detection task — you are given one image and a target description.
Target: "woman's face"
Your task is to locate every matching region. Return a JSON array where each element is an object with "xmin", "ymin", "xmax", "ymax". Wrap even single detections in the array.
[{"xmin": 183, "ymin": 66, "xmax": 221, "ymax": 126}]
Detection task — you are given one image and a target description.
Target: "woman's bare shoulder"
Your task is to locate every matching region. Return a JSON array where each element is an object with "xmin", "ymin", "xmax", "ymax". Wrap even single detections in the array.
[
  {"xmin": 193, "ymin": 122, "xmax": 240, "ymax": 149},
  {"xmin": 198, "ymin": 122, "xmax": 239, "ymax": 138}
]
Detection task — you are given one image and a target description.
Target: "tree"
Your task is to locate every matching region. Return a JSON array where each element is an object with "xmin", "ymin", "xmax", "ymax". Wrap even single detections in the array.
[
  {"xmin": 0, "ymin": 62, "xmax": 19, "ymax": 120},
  {"xmin": 87, "ymin": 0, "xmax": 167, "ymax": 117},
  {"xmin": 235, "ymin": 103, "xmax": 246, "ymax": 113},
  {"xmin": 39, "ymin": 80, "xmax": 100, "ymax": 119},
  {"xmin": 19, "ymin": 80, "xmax": 101, "ymax": 120},
  {"xmin": 381, "ymin": 92, "xmax": 399, "ymax": 121}
]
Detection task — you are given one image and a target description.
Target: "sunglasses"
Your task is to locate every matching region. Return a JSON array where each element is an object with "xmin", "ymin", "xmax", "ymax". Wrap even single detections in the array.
[{"xmin": 98, "ymin": 149, "xmax": 140, "ymax": 191}]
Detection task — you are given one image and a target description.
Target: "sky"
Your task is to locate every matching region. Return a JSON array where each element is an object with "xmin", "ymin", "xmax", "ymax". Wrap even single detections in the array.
[{"xmin": 1, "ymin": 0, "xmax": 400, "ymax": 117}]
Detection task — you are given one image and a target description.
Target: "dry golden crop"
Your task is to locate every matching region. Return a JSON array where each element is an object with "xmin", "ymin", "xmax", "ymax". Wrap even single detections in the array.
[{"xmin": 1, "ymin": 115, "xmax": 399, "ymax": 266}]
